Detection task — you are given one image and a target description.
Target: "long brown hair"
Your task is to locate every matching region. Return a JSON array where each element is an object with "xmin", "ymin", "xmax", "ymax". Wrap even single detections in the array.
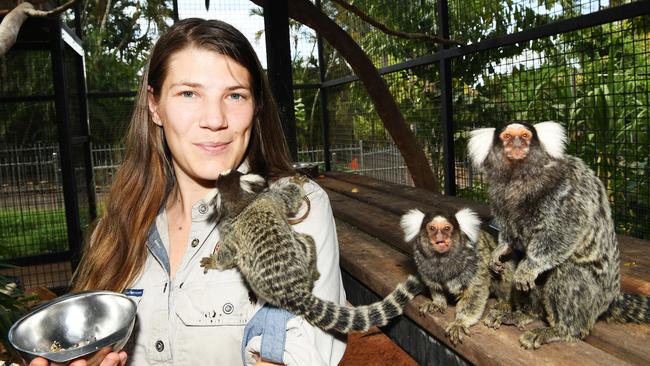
[{"xmin": 73, "ymin": 18, "xmax": 294, "ymax": 292}]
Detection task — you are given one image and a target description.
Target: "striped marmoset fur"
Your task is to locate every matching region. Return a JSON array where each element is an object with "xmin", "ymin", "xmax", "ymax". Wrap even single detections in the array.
[
  {"xmin": 200, "ymin": 170, "xmax": 423, "ymax": 333},
  {"xmin": 400, "ymin": 208, "xmax": 514, "ymax": 344},
  {"xmin": 468, "ymin": 121, "xmax": 650, "ymax": 349}
]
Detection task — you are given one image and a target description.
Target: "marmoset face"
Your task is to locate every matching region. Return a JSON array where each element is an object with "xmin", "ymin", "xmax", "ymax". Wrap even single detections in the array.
[
  {"xmin": 499, "ymin": 123, "xmax": 532, "ymax": 161},
  {"xmin": 425, "ymin": 216, "xmax": 455, "ymax": 254}
]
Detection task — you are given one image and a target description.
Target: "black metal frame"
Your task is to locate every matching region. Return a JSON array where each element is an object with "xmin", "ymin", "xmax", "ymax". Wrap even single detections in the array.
[
  {"xmin": 2, "ymin": 17, "xmax": 95, "ymax": 268},
  {"xmin": 263, "ymin": 1, "xmax": 298, "ymax": 161}
]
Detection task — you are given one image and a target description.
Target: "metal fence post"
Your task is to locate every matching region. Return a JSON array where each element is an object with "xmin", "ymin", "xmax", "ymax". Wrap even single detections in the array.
[
  {"xmin": 359, "ymin": 139, "xmax": 364, "ymax": 172},
  {"xmin": 437, "ymin": 0, "xmax": 456, "ymax": 196},
  {"xmin": 316, "ymin": 0, "xmax": 332, "ymax": 172},
  {"xmin": 50, "ymin": 19, "xmax": 83, "ymax": 267},
  {"xmin": 264, "ymin": 0, "xmax": 298, "ymax": 161}
]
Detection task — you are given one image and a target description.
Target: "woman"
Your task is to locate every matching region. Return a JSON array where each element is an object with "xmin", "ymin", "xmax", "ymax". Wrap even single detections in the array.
[{"xmin": 31, "ymin": 18, "xmax": 347, "ymax": 366}]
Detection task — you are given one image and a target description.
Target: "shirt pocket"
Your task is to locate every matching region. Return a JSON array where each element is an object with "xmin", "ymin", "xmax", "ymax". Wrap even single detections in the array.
[{"xmin": 175, "ymin": 271, "xmax": 256, "ymax": 327}]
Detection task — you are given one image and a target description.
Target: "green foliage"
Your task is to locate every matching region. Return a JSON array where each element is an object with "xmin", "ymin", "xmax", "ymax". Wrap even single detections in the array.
[
  {"xmin": 81, "ymin": 0, "xmax": 173, "ymax": 143},
  {"xmin": 0, "ymin": 208, "xmax": 68, "ymax": 259},
  {"xmin": 82, "ymin": 0, "xmax": 173, "ymax": 91},
  {"xmin": 0, "ymin": 265, "xmax": 34, "ymax": 363},
  {"xmin": 453, "ymin": 16, "xmax": 649, "ymax": 238}
]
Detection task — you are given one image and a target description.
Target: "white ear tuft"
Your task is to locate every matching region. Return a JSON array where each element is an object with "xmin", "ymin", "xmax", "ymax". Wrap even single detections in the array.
[
  {"xmin": 467, "ymin": 128, "xmax": 496, "ymax": 169},
  {"xmin": 534, "ymin": 121, "xmax": 567, "ymax": 159},
  {"xmin": 240, "ymin": 173, "xmax": 265, "ymax": 193},
  {"xmin": 455, "ymin": 208, "xmax": 480, "ymax": 244},
  {"xmin": 214, "ymin": 193, "xmax": 222, "ymax": 210},
  {"xmin": 241, "ymin": 173, "xmax": 265, "ymax": 186},
  {"xmin": 400, "ymin": 209, "xmax": 425, "ymax": 242}
]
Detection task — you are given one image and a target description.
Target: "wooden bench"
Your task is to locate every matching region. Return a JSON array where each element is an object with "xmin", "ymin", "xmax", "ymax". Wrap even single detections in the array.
[{"xmin": 318, "ymin": 171, "xmax": 650, "ymax": 366}]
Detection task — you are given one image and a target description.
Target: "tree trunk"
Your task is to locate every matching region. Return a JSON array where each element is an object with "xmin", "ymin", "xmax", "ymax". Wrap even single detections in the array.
[
  {"xmin": 0, "ymin": 1, "xmax": 78, "ymax": 57},
  {"xmin": 251, "ymin": 0, "xmax": 440, "ymax": 192},
  {"xmin": 0, "ymin": 2, "xmax": 33, "ymax": 57}
]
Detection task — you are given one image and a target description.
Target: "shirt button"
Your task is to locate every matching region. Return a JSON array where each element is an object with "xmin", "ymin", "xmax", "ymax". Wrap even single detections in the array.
[
  {"xmin": 198, "ymin": 204, "xmax": 208, "ymax": 214},
  {"xmin": 223, "ymin": 303, "xmax": 234, "ymax": 314},
  {"xmin": 155, "ymin": 340, "xmax": 164, "ymax": 352},
  {"xmin": 191, "ymin": 238, "xmax": 199, "ymax": 247}
]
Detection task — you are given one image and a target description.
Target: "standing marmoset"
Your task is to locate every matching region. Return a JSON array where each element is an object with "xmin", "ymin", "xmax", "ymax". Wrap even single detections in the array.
[
  {"xmin": 468, "ymin": 121, "xmax": 650, "ymax": 349},
  {"xmin": 400, "ymin": 207, "xmax": 514, "ymax": 344},
  {"xmin": 200, "ymin": 170, "xmax": 424, "ymax": 333}
]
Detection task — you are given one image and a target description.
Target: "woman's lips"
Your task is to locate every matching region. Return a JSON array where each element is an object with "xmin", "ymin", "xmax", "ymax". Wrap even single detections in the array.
[{"xmin": 196, "ymin": 141, "xmax": 230, "ymax": 154}]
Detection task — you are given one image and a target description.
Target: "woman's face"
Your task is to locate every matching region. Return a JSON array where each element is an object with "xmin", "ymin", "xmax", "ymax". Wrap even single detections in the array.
[{"xmin": 148, "ymin": 47, "xmax": 254, "ymax": 185}]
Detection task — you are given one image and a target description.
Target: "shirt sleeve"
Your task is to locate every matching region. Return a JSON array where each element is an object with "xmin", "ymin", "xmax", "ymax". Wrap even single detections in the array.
[{"xmin": 244, "ymin": 178, "xmax": 348, "ymax": 366}]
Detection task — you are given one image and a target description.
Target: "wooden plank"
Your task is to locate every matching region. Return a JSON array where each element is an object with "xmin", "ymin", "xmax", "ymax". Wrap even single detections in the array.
[
  {"xmin": 335, "ymin": 220, "xmax": 636, "ymax": 366},
  {"xmin": 319, "ymin": 173, "xmax": 650, "ymax": 296},
  {"xmin": 325, "ymin": 189, "xmax": 411, "ymax": 254},
  {"xmin": 619, "ymin": 235, "xmax": 650, "ymax": 296},
  {"xmin": 586, "ymin": 322, "xmax": 650, "ymax": 366},
  {"xmin": 320, "ymin": 172, "xmax": 492, "ymax": 219}
]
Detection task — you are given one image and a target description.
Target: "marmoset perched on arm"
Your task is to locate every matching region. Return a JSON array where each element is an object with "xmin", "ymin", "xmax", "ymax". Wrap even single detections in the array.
[
  {"xmin": 468, "ymin": 121, "xmax": 650, "ymax": 349},
  {"xmin": 400, "ymin": 208, "xmax": 513, "ymax": 345},
  {"xmin": 201, "ymin": 170, "xmax": 424, "ymax": 334}
]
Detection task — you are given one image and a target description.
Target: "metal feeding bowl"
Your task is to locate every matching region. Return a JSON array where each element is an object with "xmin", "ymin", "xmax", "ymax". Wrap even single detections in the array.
[{"xmin": 8, "ymin": 291, "xmax": 137, "ymax": 364}]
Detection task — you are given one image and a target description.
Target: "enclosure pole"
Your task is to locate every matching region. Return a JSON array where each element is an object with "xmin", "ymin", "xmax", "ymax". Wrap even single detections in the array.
[
  {"xmin": 50, "ymin": 19, "xmax": 83, "ymax": 269},
  {"xmin": 264, "ymin": 0, "xmax": 298, "ymax": 161},
  {"xmin": 437, "ymin": 0, "xmax": 456, "ymax": 196},
  {"xmin": 315, "ymin": 0, "xmax": 331, "ymax": 171},
  {"xmin": 67, "ymin": 23, "xmax": 98, "ymax": 223},
  {"xmin": 172, "ymin": 0, "xmax": 179, "ymax": 23},
  {"xmin": 73, "ymin": 1, "xmax": 82, "ymax": 38}
]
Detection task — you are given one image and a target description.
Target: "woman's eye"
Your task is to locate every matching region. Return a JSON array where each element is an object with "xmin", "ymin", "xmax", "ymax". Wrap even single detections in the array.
[
  {"xmin": 180, "ymin": 91, "xmax": 195, "ymax": 98},
  {"xmin": 229, "ymin": 93, "xmax": 243, "ymax": 100}
]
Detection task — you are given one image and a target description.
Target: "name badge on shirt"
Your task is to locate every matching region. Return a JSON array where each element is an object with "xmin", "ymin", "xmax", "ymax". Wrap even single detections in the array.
[{"xmin": 124, "ymin": 288, "xmax": 144, "ymax": 297}]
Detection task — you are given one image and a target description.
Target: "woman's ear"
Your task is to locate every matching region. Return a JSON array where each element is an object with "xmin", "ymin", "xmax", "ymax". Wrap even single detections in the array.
[{"xmin": 147, "ymin": 87, "xmax": 163, "ymax": 126}]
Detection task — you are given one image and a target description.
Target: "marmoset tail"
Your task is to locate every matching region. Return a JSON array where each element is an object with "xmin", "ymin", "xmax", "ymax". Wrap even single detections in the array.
[
  {"xmin": 603, "ymin": 292, "xmax": 650, "ymax": 323},
  {"xmin": 295, "ymin": 275, "xmax": 423, "ymax": 332},
  {"xmin": 201, "ymin": 170, "xmax": 424, "ymax": 333}
]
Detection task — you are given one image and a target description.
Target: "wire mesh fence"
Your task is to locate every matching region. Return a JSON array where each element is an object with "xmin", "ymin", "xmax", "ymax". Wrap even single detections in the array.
[{"xmin": 315, "ymin": 1, "xmax": 650, "ymax": 239}]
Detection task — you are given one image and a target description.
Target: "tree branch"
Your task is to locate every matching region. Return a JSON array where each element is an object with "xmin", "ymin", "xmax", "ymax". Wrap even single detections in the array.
[
  {"xmin": 330, "ymin": 0, "xmax": 463, "ymax": 46},
  {"xmin": 0, "ymin": 1, "xmax": 78, "ymax": 56},
  {"xmin": 98, "ymin": 0, "xmax": 113, "ymax": 49},
  {"xmin": 23, "ymin": 0, "xmax": 77, "ymax": 17},
  {"xmin": 0, "ymin": 3, "xmax": 33, "ymax": 56}
]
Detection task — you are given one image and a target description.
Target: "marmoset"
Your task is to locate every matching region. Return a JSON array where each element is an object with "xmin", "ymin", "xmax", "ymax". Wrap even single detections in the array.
[
  {"xmin": 468, "ymin": 121, "xmax": 650, "ymax": 349},
  {"xmin": 201, "ymin": 170, "xmax": 424, "ymax": 333},
  {"xmin": 400, "ymin": 207, "xmax": 513, "ymax": 344}
]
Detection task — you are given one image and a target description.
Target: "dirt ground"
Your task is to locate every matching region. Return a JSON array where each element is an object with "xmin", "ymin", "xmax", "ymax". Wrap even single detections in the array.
[{"xmin": 339, "ymin": 328, "xmax": 419, "ymax": 366}]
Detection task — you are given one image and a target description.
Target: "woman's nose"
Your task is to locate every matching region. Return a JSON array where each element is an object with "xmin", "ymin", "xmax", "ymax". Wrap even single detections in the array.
[{"xmin": 198, "ymin": 101, "xmax": 228, "ymax": 130}]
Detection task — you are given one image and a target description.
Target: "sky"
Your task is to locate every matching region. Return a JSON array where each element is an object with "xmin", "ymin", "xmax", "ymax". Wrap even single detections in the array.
[
  {"xmin": 177, "ymin": 0, "xmax": 269, "ymax": 67},
  {"xmin": 176, "ymin": 0, "xmax": 319, "ymax": 69}
]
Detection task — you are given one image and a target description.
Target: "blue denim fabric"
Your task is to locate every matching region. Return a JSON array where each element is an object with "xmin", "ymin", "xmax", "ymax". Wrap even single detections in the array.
[
  {"xmin": 241, "ymin": 305, "xmax": 295, "ymax": 365},
  {"xmin": 146, "ymin": 225, "xmax": 170, "ymax": 274}
]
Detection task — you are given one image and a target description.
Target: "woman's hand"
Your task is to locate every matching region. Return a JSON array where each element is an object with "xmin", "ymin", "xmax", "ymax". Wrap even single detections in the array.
[{"xmin": 28, "ymin": 348, "xmax": 127, "ymax": 366}]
